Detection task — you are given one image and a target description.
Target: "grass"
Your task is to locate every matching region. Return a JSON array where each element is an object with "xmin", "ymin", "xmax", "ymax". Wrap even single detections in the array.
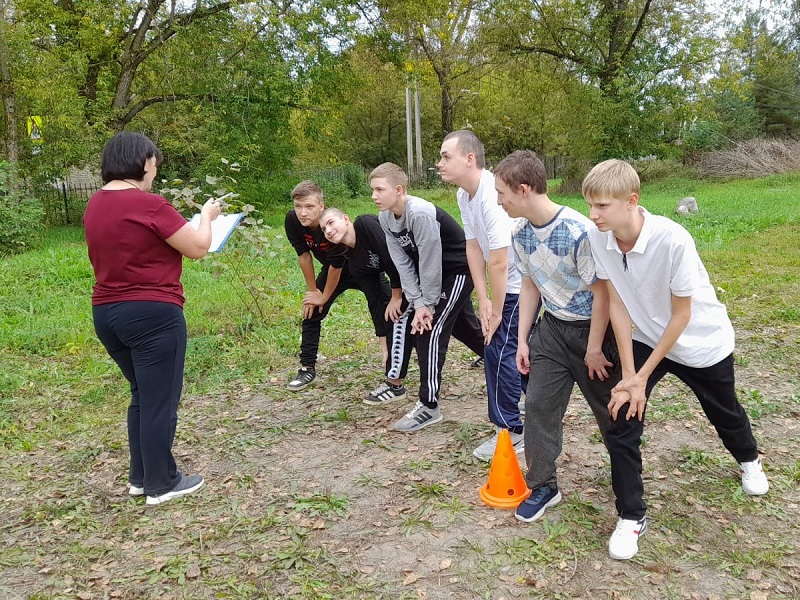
[{"xmin": 1, "ymin": 172, "xmax": 799, "ymax": 598}]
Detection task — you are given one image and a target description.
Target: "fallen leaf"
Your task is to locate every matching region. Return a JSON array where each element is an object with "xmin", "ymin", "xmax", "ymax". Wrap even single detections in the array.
[
  {"xmin": 403, "ymin": 570, "xmax": 419, "ymax": 585},
  {"xmin": 186, "ymin": 563, "xmax": 201, "ymax": 579},
  {"xmin": 438, "ymin": 559, "xmax": 452, "ymax": 571}
]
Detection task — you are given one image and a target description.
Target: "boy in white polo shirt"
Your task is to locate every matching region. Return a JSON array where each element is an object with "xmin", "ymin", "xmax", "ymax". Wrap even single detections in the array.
[
  {"xmin": 583, "ymin": 159, "xmax": 769, "ymax": 561},
  {"xmin": 438, "ymin": 130, "xmax": 526, "ymax": 460}
]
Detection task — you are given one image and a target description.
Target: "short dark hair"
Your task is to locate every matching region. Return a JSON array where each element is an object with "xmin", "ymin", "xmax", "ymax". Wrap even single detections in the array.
[
  {"xmin": 291, "ymin": 180, "xmax": 324, "ymax": 203},
  {"xmin": 100, "ymin": 132, "xmax": 163, "ymax": 183},
  {"xmin": 493, "ymin": 150, "xmax": 548, "ymax": 195},
  {"xmin": 443, "ymin": 130, "xmax": 485, "ymax": 169}
]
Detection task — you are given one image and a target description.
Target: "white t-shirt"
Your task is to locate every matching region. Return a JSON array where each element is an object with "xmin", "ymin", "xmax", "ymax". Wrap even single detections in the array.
[
  {"xmin": 588, "ymin": 207, "xmax": 735, "ymax": 368},
  {"xmin": 457, "ymin": 169, "xmax": 522, "ymax": 295}
]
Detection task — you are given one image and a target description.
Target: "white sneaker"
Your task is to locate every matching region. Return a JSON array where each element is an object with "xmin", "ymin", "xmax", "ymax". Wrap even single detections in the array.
[
  {"xmin": 739, "ymin": 458, "xmax": 769, "ymax": 495},
  {"xmin": 608, "ymin": 516, "xmax": 647, "ymax": 560},
  {"xmin": 473, "ymin": 430, "xmax": 524, "ymax": 461},
  {"xmin": 364, "ymin": 381, "xmax": 407, "ymax": 406},
  {"xmin": 129, "ymin": 484, "xmax": 144, "ymax": 496}
]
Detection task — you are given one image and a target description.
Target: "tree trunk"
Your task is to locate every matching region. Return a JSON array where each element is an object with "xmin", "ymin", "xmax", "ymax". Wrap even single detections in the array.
[
  {"xmin": 440, "ymin": 83, "xmax": 454, "ymax": 136},
  {"xmin": 0, "ymin": 0, "xmax": 19, "ymax": 164}
]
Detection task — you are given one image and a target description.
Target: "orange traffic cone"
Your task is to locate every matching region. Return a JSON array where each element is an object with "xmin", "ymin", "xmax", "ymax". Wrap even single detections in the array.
[{"xmin": 478, "ymin": 429, "xmax": 530, "ymax": 509}]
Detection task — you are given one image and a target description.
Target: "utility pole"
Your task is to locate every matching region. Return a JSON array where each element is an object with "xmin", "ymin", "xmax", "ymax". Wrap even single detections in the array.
[
  {"xmin": 405, "ymin": 80, "xmax": 414, "ymax": 179},
  {"xmin": 414, "ymin": 77, "xmax": 423, "ymax": 178}
]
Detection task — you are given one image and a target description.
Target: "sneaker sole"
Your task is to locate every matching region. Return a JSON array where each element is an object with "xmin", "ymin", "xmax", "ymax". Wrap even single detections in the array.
[
  {"xmin": 514, "ymin": 491, "xmax": 562, "ymax": 523},
  {"xmin": 394, "ymin": 413, "xmax": 443, "ymax": 433},
  {"xmin": 608, "ymin": 546, "xmax": 640, "ymax": 560},
  {"xmin": 146, "ymin": 479, "xmax": 204, "ymax": 505},
  {"xmin": 473, "ymin": 443, "xmax": 525, "ymax": 462},
  {"xmin": 287, "ymin": 379, "xmax": 315, "ymax": 392},
  {"xmin": 473, "ymin": 450, "xmax": 493, "ymax": 461},
  {"xmin": 363, "ymin": 391, "xmax": 407, "ymax": 406}
]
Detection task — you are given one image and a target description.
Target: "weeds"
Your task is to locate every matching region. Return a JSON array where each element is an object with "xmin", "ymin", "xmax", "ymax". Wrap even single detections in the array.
[
  {"xmin": 290, "ymin": 491, "xmax": 349, "ymax": 518},
  {"xmin": 1, "ymin": 173, "xmax": 799, "ymax": 598}
]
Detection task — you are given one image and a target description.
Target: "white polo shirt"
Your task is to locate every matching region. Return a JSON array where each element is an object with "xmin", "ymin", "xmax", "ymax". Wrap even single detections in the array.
[
  {"xmin": 457, "ymin": 169, "xmax": 522, "ymax": 295},
  {"xmin": 588, "ymin": 207, "xmax": 735, "ymax": 368}
]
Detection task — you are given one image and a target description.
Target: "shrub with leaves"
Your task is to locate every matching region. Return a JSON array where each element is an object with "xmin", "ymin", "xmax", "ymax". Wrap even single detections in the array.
[
  {"xmin": 161, "ymin": 159, "xmax": 274, "ymax": 322},
  {"xmin": 0, "ymin": 162, "xmax": 45, "ymax": 257}
]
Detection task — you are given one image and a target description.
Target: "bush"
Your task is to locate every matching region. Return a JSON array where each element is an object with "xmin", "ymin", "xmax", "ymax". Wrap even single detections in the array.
[
  {"xmin": 240, "ymin": 164, "xmax": 369, "ymax": 212},
  {"xmin": 696, "ymin": 138, "xmax": 800, "ymax": 179},
  {"xmin": 0, "ymin": 163, "xmax": 45, "ymax": 256},
  {"xmin": 630, "ymin": 158, "xmax": 697, "ymax": 184},
  {"xmin": 556, "ymin": 158, "xmax": 593, "ymax": 194}
]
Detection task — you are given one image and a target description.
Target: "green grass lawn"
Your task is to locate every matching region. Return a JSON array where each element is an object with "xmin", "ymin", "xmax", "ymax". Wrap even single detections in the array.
[{"xmin": 1, "ymin": 172, "xmax": 799, "ymax": 599}]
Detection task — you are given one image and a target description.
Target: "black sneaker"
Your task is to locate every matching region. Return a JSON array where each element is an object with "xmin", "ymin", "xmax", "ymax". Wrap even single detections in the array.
[
  {"xmin": 146, "ymin": 474, "xmax": 204, "ymax": 505},
  {"xmin": 469, "ymin": 356, "xmax": 484, "ymax": 369},
  {"xmin": 514, "ymin": 485, "xmax": 561, "ymax": 523},
  {"xmin": 364, "ymin": 381, "xmax": 407, "ymax": 405},
  {"xmin": 288, "ymin": 367, "xmax": 316, "ymax": 391}
]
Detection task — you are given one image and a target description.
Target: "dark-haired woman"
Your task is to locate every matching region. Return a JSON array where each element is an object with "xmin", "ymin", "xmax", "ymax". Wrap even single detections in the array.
[{"xmin": 84, "ymin": 132, "xmax": 220, "ymax": 505}]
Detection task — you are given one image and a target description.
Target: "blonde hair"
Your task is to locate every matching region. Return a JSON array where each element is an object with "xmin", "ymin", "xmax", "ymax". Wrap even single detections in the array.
[
  {"xmin": 581, "ymin": 159, "xmax": 640, "ymax": 200},
  {"xmin": 291, "ymin": 180, "xmax": 324, "ymax": 203},
  {"xmin": 369, "ymin": 162, "xmax": 407, "ymax": 191}
]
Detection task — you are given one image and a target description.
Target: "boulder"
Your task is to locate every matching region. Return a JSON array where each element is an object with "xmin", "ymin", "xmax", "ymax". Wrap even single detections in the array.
[{"xmin": 676, "ymin": 196, "xmax": 698, "ymax": 215}]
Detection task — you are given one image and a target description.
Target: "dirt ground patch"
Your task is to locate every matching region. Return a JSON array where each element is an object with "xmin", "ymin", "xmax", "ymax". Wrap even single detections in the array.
[{"xmin": 1, "ymin": 332, "xmax": 799, "ymax": 599}]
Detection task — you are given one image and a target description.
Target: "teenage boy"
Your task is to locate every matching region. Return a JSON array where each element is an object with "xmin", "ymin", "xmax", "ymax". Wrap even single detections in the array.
[
  {"xmin": 284, "ymin": 180, "xmax": 391, "ymax": 391},
  {"xmin": 372, "ymin": 162, "xmax": 486, "ymax": 432},
  {"xmin": 494, "ymin": 151, "xmax": 629, "ymax": 544},
  {"xmin": 583, "ymin": 159, "xmax": 769, "ymax": 560},
  {"xmin": 438, "ymin": 130, "xmax": 525, "ymax": 460},
  {"xmin": 318, "ymin": 207, "xmax": 412, "ymax": 404}
]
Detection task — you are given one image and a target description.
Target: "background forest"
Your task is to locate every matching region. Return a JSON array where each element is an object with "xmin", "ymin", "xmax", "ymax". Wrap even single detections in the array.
[{"xmin": 1, "ymin": 0, "xmax": 800, "ymax": 204}]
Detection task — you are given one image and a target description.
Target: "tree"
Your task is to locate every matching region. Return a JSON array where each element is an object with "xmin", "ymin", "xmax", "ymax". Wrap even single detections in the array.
[
  {"xmin": 0, "ymin": 0, "xmax": 20, "ymax": 164},
  {"xmin": 368, "ymin": 0, "xmax": 491, "ymax": 137},
  {"xmin": 485, "ymin": 0, "xmax": 715, "ymax": 158}
]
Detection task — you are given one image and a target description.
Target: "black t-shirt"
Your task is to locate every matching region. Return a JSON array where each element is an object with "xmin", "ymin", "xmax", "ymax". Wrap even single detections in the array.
[
  {"xmin": 350, "ymin": 215, "xmax": 401, "ymax": 288},
  {"xmin": 284, "ymin": 210, "xmax": 347, "ymax": 268}
]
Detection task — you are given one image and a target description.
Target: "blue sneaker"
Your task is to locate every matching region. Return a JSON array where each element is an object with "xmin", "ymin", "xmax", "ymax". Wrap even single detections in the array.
[{"xmin": 514, "ymin": 485, "xmax": 561, "ymax": 523}]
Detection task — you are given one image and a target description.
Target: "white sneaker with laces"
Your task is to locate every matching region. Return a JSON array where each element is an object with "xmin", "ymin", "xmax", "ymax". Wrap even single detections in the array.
[
  {"xmin": 364, "ymin": 381, "xmax": 407, "ymax": 406},
  {"xmin": 473, "ymin": 430, "xmax": 525, "ymax": 461},
  {"xmin": 739, "ymin": 458, "xmax": 769, "ymax": 495},
  {"xmin": 608, "ymin": 516, "xmax": 647, "ymax": 560}
]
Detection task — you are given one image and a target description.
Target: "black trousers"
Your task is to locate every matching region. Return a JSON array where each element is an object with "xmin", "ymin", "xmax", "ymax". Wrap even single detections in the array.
[
  {"xmin": 415, "ymin": 274, "xmax": 485, "ymax": 408},
  {"xmin": 608, "ymin": 340, "xmax": 760, "ymax": 519},
  {"xmin": 93, "ymin": 301, "xmax": 186, "ymax": 496},
  {"xmin": 300, "ymin": 266, "xmax": 391, "ymax": 368}
]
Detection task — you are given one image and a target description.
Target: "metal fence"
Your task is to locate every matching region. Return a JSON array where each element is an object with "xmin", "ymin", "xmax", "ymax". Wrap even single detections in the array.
[
  {"xmin": 38, "ymin": 181, "xmax": 99, "ymax": 226},
  {"xmin": 35, "ymin": 155, "xmax": 570, "ymax": 226}
]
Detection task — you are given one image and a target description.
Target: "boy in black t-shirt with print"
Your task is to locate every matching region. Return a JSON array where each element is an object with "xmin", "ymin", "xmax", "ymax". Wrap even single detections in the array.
[{"xmin": 284, "ymin": 180, "xmax": 392, "ymax": 390}]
